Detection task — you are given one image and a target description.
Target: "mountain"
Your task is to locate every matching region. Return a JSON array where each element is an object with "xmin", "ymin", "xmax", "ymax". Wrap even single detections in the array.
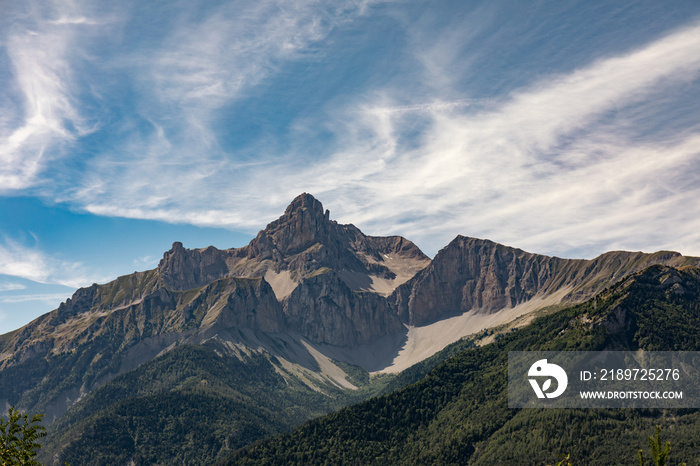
[
  {"xmin": 382, "ymin": 235, "xmax": 699, "ymax": 372},
  {"xmin": 1, "ymin": 193, "xmax": 698, "ymax": 464},
  {"xmin": 158, "ymin": 193, "xmax": 430, "ymax": 300},
  {"xmin": 0, "ymin": 194, "xmax": 427, "ymax": 419},
  {"xmin": 393, "ymin": 235, "xmax": 699, "ymax": 326},
  {"xmin": 156, "ymin": 192, "xmax": 429, "ymax": 346},
  {"xmin": 223, "ymin": 265, "xmax": 700, "ymax": 465}
]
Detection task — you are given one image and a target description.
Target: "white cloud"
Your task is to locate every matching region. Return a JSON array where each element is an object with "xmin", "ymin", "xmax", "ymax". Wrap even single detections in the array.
[
  {"xmin": 0, "ymin": 240, "xmax": 53, "ymax": 283},
  {"xmin": 132, "ymin": 255, "xmax": 156, "ymax": 269},
  {"xmin": 0, "ymin": 293, "xmax": 72, "ymax": 304},
  {"xmin": 66, "ymin": 18, "xmax": 700, "ymax": 259},
  {"xmin": 0, "ymin": 239, "xmax": 95, "ymax": 288},
  {"xmin": 0, "ymin": 0, "xmax": 107, "ymax": 193},
  {"xmin": 152, "ymin": 1, "xmax": 334, "ymax": 106},
  {"xmin": 0, "ymin": 283, "xmax": 26, "ymax": 292},
  {"xmin": 64, "ymin": 0, "xmax": 375, "ymax": 230},
  {"xmin": 269, "ymin": 21, "xmax": 700, "ymax": 257},
  {"xmin": 5, "ymin": 2, "xmax": 699, "ymax": 261}
]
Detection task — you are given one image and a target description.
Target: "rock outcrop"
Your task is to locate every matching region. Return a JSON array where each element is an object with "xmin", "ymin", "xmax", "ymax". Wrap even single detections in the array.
[
  {"xmin": 392, "ymin": 236, "xmax": 569, "ymax": 325},
  {"xmin": 184, "ymin": 277, "xmax": 284, "ymax": 334},
  {"xmin": 158, "ymin": 242, "xmax": 232, "ymax": 291}
]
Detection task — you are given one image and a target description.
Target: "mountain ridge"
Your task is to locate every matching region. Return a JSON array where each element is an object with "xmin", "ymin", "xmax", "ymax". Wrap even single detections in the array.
[
  {"xmin": 392, "ymin": 234, "xmax": 699, "ymax": 326},
  {"xmin": 157, "ymin": 193, "xmax": 431, "ymax": 298},
  {"xmin": 2, "ymin": 193, "xmax": 699, "ymax": 463}
]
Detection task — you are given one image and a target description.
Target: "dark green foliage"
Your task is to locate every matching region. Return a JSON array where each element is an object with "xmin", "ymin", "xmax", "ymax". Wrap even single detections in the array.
[
  {"xmin": 53, "ymin": 392, "xmax": 273, "ymax": 465},
  {"xmin": 0, "ymin": 406, "xmax": 46, "ymax": 465},
  {"xmin": 39, "ymin": 344, "xmax": 382, "ymax": 465},
  {"xmin": 224, "ymin": 266, "xmax": 700, "ymax": 465}
]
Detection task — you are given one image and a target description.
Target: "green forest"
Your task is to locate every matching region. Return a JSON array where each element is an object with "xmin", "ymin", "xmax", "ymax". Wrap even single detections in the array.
[{"xmin": 36, "ymin": 343, "xmax": 387, "ymax": 465}]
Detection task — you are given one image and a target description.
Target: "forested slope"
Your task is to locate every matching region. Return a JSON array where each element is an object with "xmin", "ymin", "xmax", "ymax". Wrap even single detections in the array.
[
  {"xmin": 39, "ymin": 343, "xmax": 385, "ymax": 465},
  {"xmin": 223, "ymin": 265, "xmax": 700, "ymax": 465}
]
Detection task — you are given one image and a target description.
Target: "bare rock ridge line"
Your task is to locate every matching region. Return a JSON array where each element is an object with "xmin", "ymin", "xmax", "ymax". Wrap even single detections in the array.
[
  {"xmin": 392, "ymin": 235, "xmax": 700, "ymax": 326},
  {"xmin": 4, "ymin": 192, "xmax": 698, "ymax": 356},
  {"xmin": 158, "ymin": 193, "xmax": 430, "ymax": 296}
]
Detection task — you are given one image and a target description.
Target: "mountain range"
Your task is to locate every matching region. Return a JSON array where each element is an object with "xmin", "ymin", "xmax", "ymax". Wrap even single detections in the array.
[
  {"xmin": 1, "ymin": 193, "xmax": 698, "ymax": 464},
  {"xmin": 224, "ymin": 264, "xmax": 700, "ymax": 465}
]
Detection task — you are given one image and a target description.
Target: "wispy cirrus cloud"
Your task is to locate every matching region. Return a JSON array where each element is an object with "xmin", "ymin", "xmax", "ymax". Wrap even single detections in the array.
[
  {"xmin": 263, "ymin": 20, "xmax": 700, "ymax": 257},
  {"xmin": 0, "ymin": 238, "xmax": 96, "ymax": 288},
  {"xmin": 3, "ymin": 0, "xmax": 699, "ymax": 263},
  {"xmin": 67, "ymin": 0, "xmax": 375, "ymax": 224},
  {"xmin": 0, "ymin": 0, "xmax": 101, "ymax": 191},
  {"xmin": 0, "ymin": 283, "xmax": 26, "ymax": 293},
  {"xmin": 153, "ymin": 1, "xmax": 357, "ymax": 106},
  {"xmin": 65, "ymin": 15, "xmax": 700, "ymax": 258},
  {"xmin": 0, "ymin": 275, "xmax": 76, "ymax": 333}
]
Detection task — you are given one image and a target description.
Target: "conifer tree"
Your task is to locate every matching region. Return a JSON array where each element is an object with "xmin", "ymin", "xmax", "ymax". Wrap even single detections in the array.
[{"xmin": 638, "ymin": 425, "xmax": 685, "ymax": 466}]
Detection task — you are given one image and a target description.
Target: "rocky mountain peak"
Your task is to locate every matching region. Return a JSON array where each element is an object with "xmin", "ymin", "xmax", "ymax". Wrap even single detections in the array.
[
  {"xmin": 236, "ymin": 193, "xmax": 430, "ymax": 301},
  {"xmin": 157, "ymin": 241, "xmax": 230, "ymax": 291},
  {"xmin": 283, "ymin": 192, "xmax": 329, "ymax": 221},
  {"xmin": 260, "ymin": 193, "xmax": 332, "ymax": 255}
]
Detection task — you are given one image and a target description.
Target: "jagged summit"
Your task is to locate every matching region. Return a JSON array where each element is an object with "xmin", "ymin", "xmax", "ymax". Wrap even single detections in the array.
[
  {"xmin": 157, "ymin": 241, "xmax": 230, "ymax": 292},
  {"xmin": 281, "ymin": 192, "xmax": 330, "ymax": 222},
  {"xmin": 251, "ymin": 192, "xmax": 334, "ymax": 257},
  {"xmin": 156, "ymin": 193, "xmax": 430, "ymax": 300}
]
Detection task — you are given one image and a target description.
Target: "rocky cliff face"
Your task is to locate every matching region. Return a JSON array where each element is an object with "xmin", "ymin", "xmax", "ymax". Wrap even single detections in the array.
[
  {"xmin": 254, "ymin": 193, "xmax": 332, "ymax": 257},
  {"xmin": 180, "ymin": 277, "xmax": 284, "ymax": 334},
  {"xmin": 151, "ymin": 193, "xmax": 429, "ymax": 346},
  {"xmin": 283, "ymin": 271, "xmax": 404, "ymax": 347},
  {"xmin": 158, "ymin": 242, "xmax": 232, "ymax": 291},
  {"xmin": 233, "ymin": 193, "xmax": 431, "ymax": 292},
  {"xmin": 392, "ymin": 236, "xmax": 700, "ymax": 326},
  {"xmin": 391, "ymin": 236, "xmax": 570, "ymax": 325}
]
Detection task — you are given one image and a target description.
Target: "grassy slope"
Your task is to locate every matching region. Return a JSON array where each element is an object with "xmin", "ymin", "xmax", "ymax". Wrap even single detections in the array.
[{"xmin": 223, "ymin": 265, "xmax": 700, "ymax": 465}]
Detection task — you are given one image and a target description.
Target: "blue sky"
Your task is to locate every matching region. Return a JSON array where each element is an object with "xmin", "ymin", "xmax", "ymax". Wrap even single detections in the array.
[{"xmin": 2, "ymin": 0, "xmax": 700, "ymax": 334}]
